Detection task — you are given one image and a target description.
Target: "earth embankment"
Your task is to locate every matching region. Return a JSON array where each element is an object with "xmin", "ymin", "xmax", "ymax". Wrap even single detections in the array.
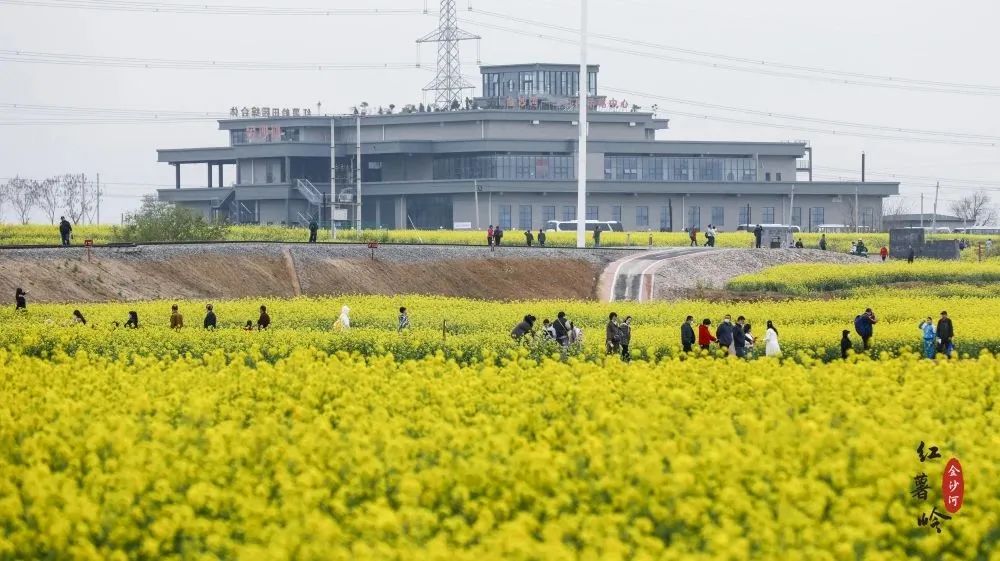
[{"xmin": 0, "ymin": 243, "xmax": 625, "ymax": 303}]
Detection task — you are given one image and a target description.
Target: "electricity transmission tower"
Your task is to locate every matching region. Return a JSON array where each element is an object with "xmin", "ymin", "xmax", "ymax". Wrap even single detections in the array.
[{"xmin": 417, "ymin": 0, "xmax": 480, "ymax": 108}]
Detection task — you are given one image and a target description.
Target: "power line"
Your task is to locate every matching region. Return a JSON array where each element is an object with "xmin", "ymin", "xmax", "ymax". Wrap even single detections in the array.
[
  {"xmin": 602, "ymin": 87, "xmax": 1000, "ymax": 142},
  {"xmin": 641, "ymin": 106, "xmax": 996, "ymax": 147},
  {"xmin": 461, "ymin": 15, "xmax": 1000, "ymax": 97},
  {"xmin": 0, "ymin": 102, "xmax": 226, "ymax": 117},
  {"xmin": 0, "ymin": 50, "xmax": 424, "ymax": 71},
  {"xmin": 465, "ymin": 7, "xmax": 1000, "ymax": 96},
  {"xmin": 814, "ymin": 166, "xmax": 1000, "ymax": 187},
  {"xmin": 0, "ymin": 0, "xmax": 428, "ymax": 16}
]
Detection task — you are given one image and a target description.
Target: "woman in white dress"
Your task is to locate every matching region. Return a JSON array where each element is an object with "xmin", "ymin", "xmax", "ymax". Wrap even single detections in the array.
[
  {"xmin": 334, "ymin": 305, "xmax": 351, "ymax": 330},
  {"xmin": 764, "ymin": 320, "xmax": 781, "ymax": 357}
]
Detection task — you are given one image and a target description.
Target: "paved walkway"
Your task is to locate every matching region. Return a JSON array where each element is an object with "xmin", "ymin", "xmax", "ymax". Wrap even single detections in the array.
[{"xmin": 600, "ymin": 247, "xmax": 714, "ymax": 302}]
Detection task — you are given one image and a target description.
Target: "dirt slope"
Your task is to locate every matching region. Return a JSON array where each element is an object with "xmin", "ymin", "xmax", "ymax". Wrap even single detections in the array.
[{"xmin": 0, "ymin": 251, "xmax": 601, "ymax": 303}]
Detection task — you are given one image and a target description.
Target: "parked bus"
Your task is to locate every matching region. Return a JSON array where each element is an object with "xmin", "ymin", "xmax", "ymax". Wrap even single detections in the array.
[
  {"xmin": 544, "ymin": 220, "xmax": 624, "ymax": 232},
  {"xmin": 736, "ymin": 223, "xmax": 802, "ymax": 233},
  {"xmin": 953, "ymin": 227, "xmax": 1000, "ymax": 235}
]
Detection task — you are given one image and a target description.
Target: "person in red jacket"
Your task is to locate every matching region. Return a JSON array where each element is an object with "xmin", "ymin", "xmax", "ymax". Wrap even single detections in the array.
[
  {"xmin": 879, "ymin": 246, "xmax": 889, "ymax": 262},
  {"xmin": 697, "ymin": 318, "xmax": 717, "ymax": 351}
]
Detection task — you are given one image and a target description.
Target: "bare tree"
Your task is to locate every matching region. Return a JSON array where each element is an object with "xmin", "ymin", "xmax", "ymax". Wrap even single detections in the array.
[
  {"xmin": 950, "ymin": 191, "xmax": 997, "ymax": 226},
  {"xmin": 8, "ymin": 176, "xmax": 40, "ymax": 225},
  {"xmin": 0, "ymin": 178, "xmax": 10, "ymax": 223},
  {"xmin": 35, "ymin": 176, "xmax": 62, "ymax": 224},
  {"xmin": 60, "ymin": 173, "xmax": 91, "ymax": 224},
  {"xmin": 882, "ymin": 197, "xmax": 913, "ymax": 219}
]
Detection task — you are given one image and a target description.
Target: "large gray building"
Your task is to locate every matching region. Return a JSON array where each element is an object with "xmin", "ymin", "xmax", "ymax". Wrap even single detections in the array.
[{"xmin": 157, "ymin": 63, "xmax": 898, "ymax": 232}]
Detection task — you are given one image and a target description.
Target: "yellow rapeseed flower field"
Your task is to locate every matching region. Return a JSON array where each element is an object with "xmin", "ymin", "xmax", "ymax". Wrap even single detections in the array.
[
  {"xmin": 3, "ymin": 223, "xmax": 995, "ymax": 255},
  {"xmin": 1, "ymin": 349, "xmax": 997, "ymax": 560}
]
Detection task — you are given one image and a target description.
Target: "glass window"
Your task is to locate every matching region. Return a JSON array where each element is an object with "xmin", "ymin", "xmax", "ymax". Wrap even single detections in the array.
[
  {"xmin": 252, "ymin": 159, "xmax": 266, "ymax": 184},
  {"xmin": 687, "ymin": 206, "xmax": 701, "ymax": 230},
  {"xmin": 659, "ymin": 206, "xmax": 671, "ymax": 231},
  {"xmin": 518, "ymin": 205, "xmax": 532, "ymax": 229},
  {"xmin": 562, "ymin": 205, "xmax": 576, "ymax": 221},
  {"xmin": 636, "ymin": 206, "xmax": 649, "ymax": 227},
  {"xmin": 499, "ymin": 205, "xmax": 512, "ymax": 230},
  {"xmin": 711, "ymin": 206, "xmax": 725, "ymax": 226},
  {"xmin": 738, "ymin": 205, "xmax": 749, "ymax": 226},
  {"xmin": 281, "ymin": 127, "xmax": 300, "ymax": 142},
  {"xmin": 765, "ymin": 172, "xmax": 772, "ymax": 182},
  {"xmin": 586, "ymin": 205, "xmax": 598, "ymax": 220},
  {"xmin": 611, "ymin": 205, "xmax": 622, "ymax": 223},
  {"xmin": 809, "ymin": 207, "xmax": 825, "ymax": 231},
  {"xmin": 792, "ymin": 207, "xmax": 802, "ymax": 227},
  {"xmin": 542, "ymin": 205, "xmax": 556, "ymax": 223},
  {"xmin": 238, "ymin": 159, "xmax": 252, "ymax": 184},
  {"xmin": 588, "ymin": 71, "xmax": 597, "ymax": 96},
  {"xmin": 862, "ymin": 207, "xmax": 874, "ymax": 229},
  {"xmin": 776, "ymin": 172, "xmax": 783, "ymax": 182},
  {"xmin": 231, "ymin": 130, "xmax": 247, "ymax": 145},
  {"xmin": 762, "ymin": 207, "xmax": 775, "ymax": 223}
]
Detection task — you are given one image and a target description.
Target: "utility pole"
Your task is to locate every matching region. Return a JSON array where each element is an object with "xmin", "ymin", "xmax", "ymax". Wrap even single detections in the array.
[
  {"xmin": 575, "ymin": 0, "xmax": 588, "ymax": 248},
  {"xmin": 854, "ymin": 185, "xmax": 859, "ymax": 233},
  {"xmin": 861, "ymin": 151, "xmax": 866, "ymax": 182},
  {"xmin": 330, "ymin": 116, "xmax": 337, "ymax": 239},
  {"xmin": 920, "ymin": 193, "xmax": 924, "ymax": 229},
  {"xmin": 932, "ymin": 181, "xmax": 940, "ymax": 232},
  {"xmin": 788, "ymin": 184, "xmax": 795, "ymax": 227},
  {"xmin": 96, "ymin": 172, "xmax": 101, "ymax": 224},
  {"xmin": 355, "ymin": 113, "xmax": 362, "ymax": 232},
  {"xmin": 473, "ymin": 179, "xmax": 480, "ymax": 230}
]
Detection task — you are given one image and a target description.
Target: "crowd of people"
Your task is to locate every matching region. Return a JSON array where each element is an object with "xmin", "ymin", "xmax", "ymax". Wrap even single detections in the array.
[{"xmin": 12, "ymin": 287, "xmax": 959, "ymax": 360}]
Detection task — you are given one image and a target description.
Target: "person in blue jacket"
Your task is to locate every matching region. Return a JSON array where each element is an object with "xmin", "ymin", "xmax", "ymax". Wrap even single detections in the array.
[{"xmin": 919, "ymin": 317, "xmax": 936, "ymax": 359}]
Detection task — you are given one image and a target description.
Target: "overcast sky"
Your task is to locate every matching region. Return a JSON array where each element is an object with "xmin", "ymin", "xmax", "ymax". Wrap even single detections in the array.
[{"xmin": 1, "ymin": 0, "xmax": 998, "ymax": 223}]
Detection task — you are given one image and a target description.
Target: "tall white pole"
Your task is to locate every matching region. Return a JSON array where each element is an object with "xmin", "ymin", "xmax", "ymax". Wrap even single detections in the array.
[
  {"xmin": 474, "ymin": 179, "xmax": 481, "ymax": 230},
  {"xmin": 788, "ymin": 184, "xmax": 795, "ymax": 227},
  {"xmin": 920, "ymin": 193, "xmax": 924, "ymax": 228},
  {"xmin": 330, "ymin": 117, "xmax": 337, "ymax": 239},
  {"xmin": 932, "ymin": 181, "xmax": 940, "ymax": 232},
  {"xmin": 356, "ymin": 114, "xmax": 362, "ymax": 232},
  {"xmin": 96, "ymin": 172, "xmax": 101, "ymax": 225},
  {"xmin": 854, "ymin": 185, "xmax": 859, "ymax": 233},
  {"xmin": 575, "ymin": 0, "xmax": 588, "ymax": 248}
]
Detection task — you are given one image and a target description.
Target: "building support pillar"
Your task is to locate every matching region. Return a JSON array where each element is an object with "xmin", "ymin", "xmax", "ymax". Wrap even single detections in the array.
[
  {"xmin": 208, "ymin": 163, "xmax": 213, "ymax": 188},
  {"xmin": 285, "ymin": 156, "xmax": 292, "ymax": 183},
  {"xmin": 375, "ymin": 197, "xmax": 381, "ymax": 228},
  {"xmin": 175, "ymin": 163, "xmax": 181, "ymax": 189},
  {"xmin": 218, "ymin": 164, "xmax": 224, "ymax": 188}
]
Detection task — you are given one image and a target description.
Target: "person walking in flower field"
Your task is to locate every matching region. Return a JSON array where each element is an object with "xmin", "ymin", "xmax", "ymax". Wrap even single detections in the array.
[
  {"xmin": 257, "ymin": 305, "xmax": 271, "ymax": 330},
  {"xmin": 764, "ymin": 320, "xmax": 781, "ymax": 357},
  {"xmin": 680, "ymin": 315, "xmax": 696, "ymax": 353},
  {"xmin": 697, "ymin": 318, "xmax": 716, "ymax": 351},
  {"xmin": 716, "ymin": 314, "xmax": 735, "ymax": 355},
  {"xmin": 841, "ymin": 330, "xmax": 853, "ymax": 359},
  {"xmin": 510, "ymin": 315, "xmax": 535, "ymax": 342},
  {"xmin": 487, "ymin": 225, "xmax": 495, "ymax": 251},
  {"xmin": 170, "ymin": 304, "xmax": 184, "ymax": 330},
  {"xmin": 14, "ymin": 288, "xmax": 27, "ymax": 311},
  {"xmin": 619, "ymin": 316, "xmax": 633, "ymax": 362},
  {"xmin": 397, "ymin": 307, "xmax": 410, "ymax": 333},
  {"xmin": 854, "ymin": 308, "xmax": 878, "ymax": 350},
  {"xmin": 936, "ymin": 311, "xmax": 955, "ymax": 358},
  {"xmin": 919, "ymin": 317, "xmax": 936, "ymax": 359},
  {"xmin": 606, "ymin": 312, "xmax": 622, "ymax": 355},
  {"xmin": 334, "ymin": 305, "xmax": 351, "ymax": 330}
]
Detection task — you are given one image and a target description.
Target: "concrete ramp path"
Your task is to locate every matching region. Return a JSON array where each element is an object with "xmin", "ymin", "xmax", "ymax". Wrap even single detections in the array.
[{"xmin": 599, "ymin": 247, "xmax": 714, "ymax": 302}]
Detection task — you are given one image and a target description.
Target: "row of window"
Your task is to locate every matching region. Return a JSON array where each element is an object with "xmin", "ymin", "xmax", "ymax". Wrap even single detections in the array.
[
  {"xmin": 482, "ymin": 70, "xmax": 598, "ymax": 99},
  {"xmin": 433, "ymin": 154, "xmax": 576, "ymax": 180},
  {"xmin": 493, "ymin": 204, "xmax": 876, "ymax": 231},
  {"xmin": 604, "ymin": 155, "xmax": 761, "ymax": 182},
  {"xmin": 230, "ymin": 127, "xmax": 301, "ymax": 146}
]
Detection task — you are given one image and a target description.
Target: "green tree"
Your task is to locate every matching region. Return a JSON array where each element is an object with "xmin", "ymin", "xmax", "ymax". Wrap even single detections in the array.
[{"xmin": 112, "ymin": 197, "xmax": 228, "ymax": 242}]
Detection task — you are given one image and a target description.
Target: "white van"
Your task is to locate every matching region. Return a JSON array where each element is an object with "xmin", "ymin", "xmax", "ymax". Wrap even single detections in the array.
[{"xmin": 544, "ymin": 220, "xmax": 624, "ymax": 232}]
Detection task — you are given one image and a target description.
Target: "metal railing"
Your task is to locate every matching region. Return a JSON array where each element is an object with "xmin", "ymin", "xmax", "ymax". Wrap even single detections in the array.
[{"xmin": 295, "ymin": 179, "xmax": 324, "ymax": 207}]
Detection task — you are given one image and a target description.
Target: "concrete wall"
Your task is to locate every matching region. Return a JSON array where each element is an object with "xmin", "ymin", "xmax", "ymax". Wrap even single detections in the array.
[
  {"xmin": 448, "ymin": 192, "xmax": 886, "ymax": 232},
  {"xmin": 758, "ymin": 155, "xmax": 797, "ymax": 182},
  {"xmin": 889, "ymin": 229, "xmax": 959, "ymax": 260}
]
